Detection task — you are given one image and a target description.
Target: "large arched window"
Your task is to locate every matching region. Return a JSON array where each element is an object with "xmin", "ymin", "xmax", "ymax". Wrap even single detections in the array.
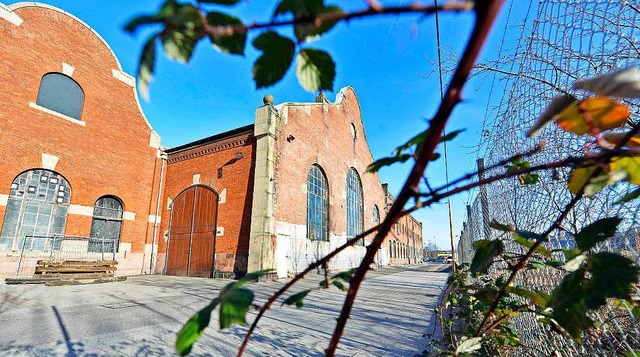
[
  {"xmin": 89, "ymin": 196, "xmax": 123, "ymax": 253},
  {"xmin": 307, "ymin": 165, "xmax": 329, "ymax": 241},
  {"xmin": 0, "ymin": 169, "xmax": 70, "ymax": 251},
  {"xmin": 346, "ymin": 168, "xmax": 364, "ymax": 245},
  {"xmin": 36, "ymin": 73, "xmax": 84, "ymax": 120}
]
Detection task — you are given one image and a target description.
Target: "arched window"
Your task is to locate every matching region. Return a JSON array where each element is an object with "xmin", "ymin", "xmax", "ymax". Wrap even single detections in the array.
[
  {"xmin": 307, "ymin": 165, "xmax": 329, "ymax": 241},
  {"xmin": 372, "ymin": 205, "xmax": 380, "ymax": 225},
  {"xmin": 36, "ymin": 73, "xmax": 84, "ymax": 120},
  {"xmin": 89, "ymin": 196, "xmax": 123, "ymax": 253},
  {"xmin": 346, "ymin": 168, "xmax": 364, "ymax": 245},
  {"xmin": 0, "ymin": 169, "xmax": 70, "ymax": 251}
]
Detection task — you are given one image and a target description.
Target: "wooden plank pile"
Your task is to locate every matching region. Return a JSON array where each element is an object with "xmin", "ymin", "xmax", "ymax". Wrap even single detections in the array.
[{"xmin": 6, "ymin": 260, "xmax": 126, "ymax": 285}]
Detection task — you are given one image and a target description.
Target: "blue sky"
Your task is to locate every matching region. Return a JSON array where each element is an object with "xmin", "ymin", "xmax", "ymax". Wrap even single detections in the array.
[{"xmin": 22, "ymin": 0, "xmax": 533, "ymax": 249}]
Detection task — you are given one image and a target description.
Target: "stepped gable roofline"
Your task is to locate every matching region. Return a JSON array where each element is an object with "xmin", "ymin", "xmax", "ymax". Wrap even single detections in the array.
[
  {"xmin": 166, "ymin": 124, "xmax": 254, "ymax": 154},
  {"xmin": 5, "ymin": 2, "xmax": 160, "ymax": 139}
]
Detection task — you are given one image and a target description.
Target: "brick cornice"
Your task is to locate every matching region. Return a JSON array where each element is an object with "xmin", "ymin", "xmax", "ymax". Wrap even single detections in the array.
[{"xmin": 167, "ymin": 134, "xmax": 252, "ymax": 164}]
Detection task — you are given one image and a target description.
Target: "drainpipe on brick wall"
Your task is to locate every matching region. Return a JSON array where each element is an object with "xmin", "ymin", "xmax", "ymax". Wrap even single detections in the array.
[{"xmin": 149, "ymin": 151, "xmax": 167, "ymax": 274}]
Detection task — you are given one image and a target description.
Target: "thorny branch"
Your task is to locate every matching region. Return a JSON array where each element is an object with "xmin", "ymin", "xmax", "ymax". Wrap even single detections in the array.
[
  {"xmin": 200, "ymin": 2, "xmax": 475, "ymax": 38},
  {"xmin": 325, "ymin": 1, "xmax": 505, "ymax": 355},
  {"xmin": 474, "ymin": 122, "xmax": 640, "ymax": 337}
]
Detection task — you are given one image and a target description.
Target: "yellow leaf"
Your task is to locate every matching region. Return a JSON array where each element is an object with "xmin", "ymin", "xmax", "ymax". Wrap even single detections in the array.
[
  {"xmin": 610, "ymin": 157, "xmax": 640, "ymax": 185},
  {"xmin": 555, "ymin": 97, "xmax": 630, "ymax": 135},
  {"xmin": 568, "ymin": 166, "xmax": 598, "ymax": 194}
]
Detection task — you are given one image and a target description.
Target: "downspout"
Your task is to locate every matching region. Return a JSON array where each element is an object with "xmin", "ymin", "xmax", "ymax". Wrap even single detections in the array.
[{"xmin": 149, "ymin": 151, "xmax": 167, "ymax": 274}]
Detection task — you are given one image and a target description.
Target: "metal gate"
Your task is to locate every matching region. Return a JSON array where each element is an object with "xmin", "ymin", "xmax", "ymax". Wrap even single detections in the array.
[{"xmin": 165, "ymin": 185, "xmax": 219, "ymax": 277}]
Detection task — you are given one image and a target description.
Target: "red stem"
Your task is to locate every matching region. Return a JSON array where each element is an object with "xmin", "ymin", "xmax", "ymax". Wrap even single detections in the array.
[{"xmin": 325, "ymin": 2, "xmax": 505, "ymax": 355}]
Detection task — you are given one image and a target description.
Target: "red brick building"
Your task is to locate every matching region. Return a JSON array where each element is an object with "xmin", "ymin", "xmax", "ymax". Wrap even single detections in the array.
[
  {"xmin": 0, "ymin": 3, "xmax": 422, "ymax": 280},
  {"xmin": 157, "ymin": 89, "xmax": 423, "ymax": 279},
  {"xmin": 0, "ymin": 3, "xmax": 164, "ymax": 278}
]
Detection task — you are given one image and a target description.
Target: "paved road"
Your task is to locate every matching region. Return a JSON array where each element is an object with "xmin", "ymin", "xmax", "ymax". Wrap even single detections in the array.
[{"xmin": 0, "ymin": 264, "xmax": 449, "ymax": 356}]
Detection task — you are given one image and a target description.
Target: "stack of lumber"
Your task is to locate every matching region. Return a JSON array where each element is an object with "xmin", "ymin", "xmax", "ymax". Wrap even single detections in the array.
[{"xmin": 6, "ymin": 260, "xmax": 126, "ymax": 285}]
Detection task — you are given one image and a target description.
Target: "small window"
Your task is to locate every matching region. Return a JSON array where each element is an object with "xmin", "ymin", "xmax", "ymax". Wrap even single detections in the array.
[
  {"xmin": 89, "ymin": 196, "xmax": 123, "ymax": 253},
  {"xmin": 36, "ymin": 73, "xmax": 84, "ymax": 120},
  {"xmin": 372, "ymin": 205, "xmax": 380, "ymax": 225}
]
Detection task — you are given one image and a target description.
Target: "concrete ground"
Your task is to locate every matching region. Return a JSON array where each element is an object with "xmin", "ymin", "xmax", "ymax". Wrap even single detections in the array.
[{"xmin": 0, "ymin": 264, "xmax": 449, "ymax": 357}]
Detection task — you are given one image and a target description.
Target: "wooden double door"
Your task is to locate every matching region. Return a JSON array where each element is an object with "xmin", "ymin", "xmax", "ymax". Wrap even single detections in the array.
[{"xmin": 166, "ymin": 185, "xmax": 219, "ymax": 277}]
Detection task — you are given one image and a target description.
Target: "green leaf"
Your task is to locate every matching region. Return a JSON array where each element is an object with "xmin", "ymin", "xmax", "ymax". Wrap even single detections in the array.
[
  {"xmin": 549, "ymin": 268, "xmax": 591, "ymax": 340},
  {"xmin": 568, "ymin": 165, "xmax": 609, "ymax": 197},
  {"xmin": 198, "ymin": 0, "xmax": 242, "ymax": 4},
  {"xmin": 621, "ymin": 351, "xmax": 640, "ymax": 357},
  {"xmin": 441, "ymin": 129, "xmax": 465, "ymax": 143},
  {"xmin": 574, "ymin": 217, "xmax": 621, "ymax": 251},
  {"xmin": 367, "ymin": 154, "xmax": 411, "ymax": 173},
  {"xmin": 562, "ymin": 253, "xmax": 586, "ymax": 272},
  {"xmin": 137, "ymin": 35, "xmax": 158, "ymax": 102},
  {"xmin": 296, "ymin": 48, "xmax": 335, "ymax": 92},
  {"xmin": 283, "ymin": 290, "xmax": 311, "ymax": 308},
  {"xmin": 206, "ymin": 12, "xmax": 246, "ymax": 55},
  {"xmin": 455, "ymin": 337, "xmax": 483, "ymax": 354},
  {"xmin": 393, "ymin": 130, "xmax": 428, "ymax": 156},
  {"xmin": 274, "ymin": 0, "xmax": 323, "ymax": 18},
  {"xmin": 332, "ymin": 268, "xmax": 357, "ymax": 282},
  {"xmin": 615, "ymin": 187, "xmax": 640, "ymax": 204},
  {"xmin": 176, "ymin": 298, "xmax": 220, "ymax": 356},
  {"xmin": 252, "ymin": 32, "xmax": 295, "ymax": 88},
  {"xmin": 563, "ymin": 249, "xmax": 582, "ymax": 261},
  {"xmin": 520, "ymin": 173, "xmax": 539, "ymax": 185},
  {"xmin": 514, "ymin": 230, "xmax": 546, "ymax": 242},
  {"xmin": 586, "ymin": 252, "xmax": 640, "ymax": 308},
  {"xmin": 545, "ymin": 260, "xmax": 565, "ymax": 268},
  {"xmin": 219, "ymin": 287, "xmax": 254, "ymax": 329},
  {"xmin": 512, "ymin": 232, "xmax": 551, "ymax": 258},
  {"xmin": 236, "ymin": 269, "xmax": 273, "ymax": 286},
  {"xmin": 470, "ymin": 240, "xmax": 504, "ymax": 274},
  {"xmin": 506, "ymin": 286, "xmax": 550, "ymax": 307},
  {"xmin": 332, "ymin": 280, "xmax": 348, "ymax": 291},
  {"xmin": 124, "ymin": 15, "xmax": 166, "ymax": 33},
  {"xmin": 489, "ymin": 220, "xmax": 513, "ymax": 232},
  {"xmin": 430, "ymin": 153, "xmax": 441, "ymax": 162},
  {"xmin": 294, "ymin": 6, "xmax": 343, "ymax": 42},
  {"xmin": 162, "ymin": 29, "xmax": 199, "ymax": 63}
]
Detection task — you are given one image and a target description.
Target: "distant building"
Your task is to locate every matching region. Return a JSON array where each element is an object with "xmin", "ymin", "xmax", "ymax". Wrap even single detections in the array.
[{"xmin": 0, "ymin": 2, "xmax": 422, "ymax": 280}]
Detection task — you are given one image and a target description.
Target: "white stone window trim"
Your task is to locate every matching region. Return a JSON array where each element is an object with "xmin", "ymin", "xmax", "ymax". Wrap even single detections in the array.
[{"xmin": 29, "ymin": 102, "xmax": 86, "ymax": 126}]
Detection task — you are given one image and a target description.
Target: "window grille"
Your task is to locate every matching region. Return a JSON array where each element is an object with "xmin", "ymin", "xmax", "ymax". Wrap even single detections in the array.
[
  {"xmin": 307, "ymin": 165, "xmax": 329, "ymax": 241},
  {"xmin": 346, "ymin": 168, "xmax": 364, "ymax": 245}
]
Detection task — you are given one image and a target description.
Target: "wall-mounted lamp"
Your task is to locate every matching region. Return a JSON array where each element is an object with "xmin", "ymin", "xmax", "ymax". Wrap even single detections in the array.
[
  {"xmin": 286, "ymin": 135, "xmax": 295, "ymax": 142},
  {"xmin": 219, "ymin": 152, "xmax": 245, "ymax": 179}
]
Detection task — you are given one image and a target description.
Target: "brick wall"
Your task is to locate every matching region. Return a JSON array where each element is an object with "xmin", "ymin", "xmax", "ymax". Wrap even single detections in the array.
[
  {"xmin": 0, "ymin": 4, "xmax": 162, "ymax": 277},
  {"xmin": 159, "ymin": 129, "xmax": 255, "ymax": 275},
  {"xmin": 269, "ymin": 88, "xmax": 423, "ymax": 275}
]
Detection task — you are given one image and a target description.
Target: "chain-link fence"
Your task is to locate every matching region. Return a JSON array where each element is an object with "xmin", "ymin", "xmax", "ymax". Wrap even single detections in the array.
[
  {"xmin": 457, "ymin": 0, "xmax": 640, "ymax": 354},
  {"xmin": 15, "ymin": 235, "xmax": 118, "ymax": 278}
]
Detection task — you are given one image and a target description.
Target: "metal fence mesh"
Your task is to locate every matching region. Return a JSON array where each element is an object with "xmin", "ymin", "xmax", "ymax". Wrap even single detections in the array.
[
  {"xmin": 458, "ymin": 0, "xmax": 640, "ymax": 355},
  {"xmin": 15, "ymin": 236, "xmax": 118, "ymax": 278}
]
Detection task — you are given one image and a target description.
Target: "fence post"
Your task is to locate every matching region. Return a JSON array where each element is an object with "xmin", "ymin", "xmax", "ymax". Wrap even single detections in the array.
[
  {"xmin": 15, "ymin": 236, "xmax": 29, "ymax": 278},
  {"xmin": 477, "ymin": 158, "xmax": 491, "ymax": 241}
]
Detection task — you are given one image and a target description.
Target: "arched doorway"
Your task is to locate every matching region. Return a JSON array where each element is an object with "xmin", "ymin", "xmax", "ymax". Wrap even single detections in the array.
[
  {"xmin": 166, "ymin": 185, "xmax": 219, "ymax": 277},
  {"xmin": 0, "ymin": 169, "xmax": 71, "ymax": 251}
]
